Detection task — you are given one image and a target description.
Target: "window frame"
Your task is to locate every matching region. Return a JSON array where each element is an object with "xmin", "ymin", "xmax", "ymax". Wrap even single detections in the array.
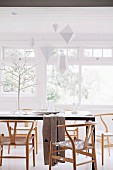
[
  {"xmin": 0, "ymin": 47, "xmax": 38, "ymax": 99},
  {"xmin": 47, "ymin": 46, "xmax": 113, "ymax": 109},
  {"xmin": 82, "ymin": 47, "xmax": 113, "ymax": 61}
]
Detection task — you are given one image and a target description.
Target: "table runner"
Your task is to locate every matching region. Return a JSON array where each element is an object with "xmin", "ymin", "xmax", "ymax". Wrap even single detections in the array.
[{"xmin": 43, "ymin": 116, "xmax": 65, "ymax": 165}]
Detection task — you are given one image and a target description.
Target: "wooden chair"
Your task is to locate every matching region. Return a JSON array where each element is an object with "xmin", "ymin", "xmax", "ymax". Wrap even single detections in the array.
[
  {"xmin": 65, "ymin": 127, "xmax": 78, "ymax": 140},
  {"xmin": 49, "ymin": 122, "xmax": 97, "ymax": 170},
  {"xmin": 94, "ymin": 113, "xmax": 113, "ymax": 165},
  {"xmin": 0, "ymin": 120, "xmax": 35, "ymax": 170},
  {"xmin": 65, "ymin": 121, "xmax": 78, "ymax": 140},
  {"xmin": 8, "ymin": 120, "xmax": 38, "ymax": 154}
]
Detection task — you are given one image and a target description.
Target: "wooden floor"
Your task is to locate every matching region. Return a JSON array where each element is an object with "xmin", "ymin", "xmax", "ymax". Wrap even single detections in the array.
[{"xmin": 0, "ymin": 143, "xmax": 113, "ymax": 170}]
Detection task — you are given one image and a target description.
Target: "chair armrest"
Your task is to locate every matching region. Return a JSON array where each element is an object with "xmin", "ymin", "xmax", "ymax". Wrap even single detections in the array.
[
  {"xmin": 58, "ymin": 122, "xmax": 97, "ymax": 128},
  {"xmin": 94, "ymin": 113, "xmax": 113, "ymax": 117}
]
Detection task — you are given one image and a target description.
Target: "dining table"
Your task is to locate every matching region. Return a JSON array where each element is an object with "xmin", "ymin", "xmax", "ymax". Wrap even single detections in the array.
[
  {"xmin": 0, "ymin": 110, "xmax": 95, "ymax": 170},
  {"xmin": 0, "ymin": 110, "xmax": 95, "ymax": 120}
]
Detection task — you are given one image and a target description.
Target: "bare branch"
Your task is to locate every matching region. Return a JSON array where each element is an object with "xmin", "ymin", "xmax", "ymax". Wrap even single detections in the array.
[
  {"xmin": 20, "ymin": 64, "xmax": 37, "ymax": 75},
  {"xmin": 0, "ymin": 81, "xmax": 18, "ymax": 88},
  {"xmin": 20, "ymin": 78, "xmax": 35, "ymax": 84},
  {"xmin": 4, "ymin": 76, "xmax": 18, "ymax": 83},
  {"xmin": 4, "ymin": 68, "xmax": 19, "ymax": 78},
  {"xmin": 20, "ymin": 83, "xmax": 38, "ymax": 91}
]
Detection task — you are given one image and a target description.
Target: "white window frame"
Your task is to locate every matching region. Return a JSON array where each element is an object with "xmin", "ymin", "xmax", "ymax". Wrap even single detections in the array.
[
  {"xmin": 82, "ymin": 47, "xmax": 113, "ymax": 62},
  {"xmin": 47, "ymin": 46, "xmax": 113, "ymax": 111},
  {"xmin": 0, "ymin": 46, "xmax": 38, "ymax": 100}
]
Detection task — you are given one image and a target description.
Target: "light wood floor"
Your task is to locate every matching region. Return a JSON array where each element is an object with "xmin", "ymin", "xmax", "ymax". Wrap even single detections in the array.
[{"xmin": 0, "ymin": 143, "xmax": 113, "ymax": 170}]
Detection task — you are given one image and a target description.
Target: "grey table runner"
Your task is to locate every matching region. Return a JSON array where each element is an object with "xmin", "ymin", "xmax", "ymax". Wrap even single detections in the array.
[{"xmin": 43, "ymin": 116, "xmax": 65, "ymax": 165}]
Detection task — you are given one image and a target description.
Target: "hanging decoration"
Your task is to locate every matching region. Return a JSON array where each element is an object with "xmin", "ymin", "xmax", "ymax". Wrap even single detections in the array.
[
  {"xmin": 60, "ymin": 25, "xmax": 74, "ymax": 44},
  {"xmin": 57, "ymin": 52, "xmax": 68, "ymax": 74},
  {"xmin": 40, "ymin": 47, "xmax": 54, "ymax": 62},
  {"xmin": 31, "ymin": 38, "xmax": 35, "ymax": 47},
  {"xmin": 53, "ymin": 23, "xmax": 59, "ymax": 32}
]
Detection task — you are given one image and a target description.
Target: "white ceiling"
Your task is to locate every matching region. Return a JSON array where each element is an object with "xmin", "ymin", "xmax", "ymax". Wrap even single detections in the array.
[{"xmin": 0, "ymin": 7, "xmax": 113, "ymax": 34}]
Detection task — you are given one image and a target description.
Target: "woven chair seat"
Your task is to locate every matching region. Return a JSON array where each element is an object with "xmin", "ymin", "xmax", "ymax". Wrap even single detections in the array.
[
  {"xmin": 0, "ymin": 136, "xmax": 33, "ymax": 145},
  {"xmin": 96, "ymin": 130, "xmax": 113, "ymax": 137},
  {"xmin": 54, "ymin": 139, "xmax": 92, "ymax": 150}
]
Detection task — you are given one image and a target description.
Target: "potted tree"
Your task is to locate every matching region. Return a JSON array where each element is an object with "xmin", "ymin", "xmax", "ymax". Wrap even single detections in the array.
[{"xmin": 0, "ymin": 57, "xmax": 38, "ymax": 114}]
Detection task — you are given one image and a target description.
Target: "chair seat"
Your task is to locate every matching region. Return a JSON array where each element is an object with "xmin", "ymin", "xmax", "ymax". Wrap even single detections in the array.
[
  {"xmin": 54, "ymin": 139, "xmax": 92, "ymax": 150},
  {"xmin": 96, "ymin": 130, "xmax": 113, "ymax": 137},
  {"xmin": 0, "ymin": 136, "xmax": 33, "ymax": 145}
]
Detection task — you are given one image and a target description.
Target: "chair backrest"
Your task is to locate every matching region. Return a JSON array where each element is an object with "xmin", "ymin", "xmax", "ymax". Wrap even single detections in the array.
[
  {"xmin": 94, "ymin": 113, "xmax": 113, "ymax": 132},
  {"xmin": 58, "ymin": 122, "xmax": 96, "ymax": 150},
  {"xmin": 0, "ymin": 120, "xmax": 34, "ymax": 144}
]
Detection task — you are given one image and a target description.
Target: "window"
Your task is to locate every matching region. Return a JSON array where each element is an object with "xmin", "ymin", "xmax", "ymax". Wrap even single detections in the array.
[
  {"xmin": 93, "ymin": 49, "xmax": 102, "ymax": 58},
  {"xmin": 4, "ymin": 48, "xmax": 35, "ymax": 58},
  {"xmin": 81, "ymin": 66, "xmax": 113, "ymax": 105},
  {"xmin": 51, "ymin": 48, "xmax": 78, "ymax": 61},
  {"xmin": 84, "ymin": 49, "xmax": 93, "ymax": 57},
  {"xmin": 0, "ymin": 48, "xmax": 36, "ymax": 97},
  {"xmin": 103, "ymin": 49, "xmax": 112, "ymax": 57},
  {"xmin": 47, "ymin": 65, "xmax": 79, "ymax": 104},
  {"xmin": 47, "ymin": 47, "xmax": 113, "ymax": 107},
  {"xmin": 84, "ymin": 48, "xmax": 112, "ymax": 58}
]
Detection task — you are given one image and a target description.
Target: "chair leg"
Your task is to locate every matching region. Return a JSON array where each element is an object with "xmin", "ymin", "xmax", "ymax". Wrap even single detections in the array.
[
  {"xmin": 91, "ymin": 128, "xmax": 97, "ymax": 170},
  {"xmin": 8, "ymin": 145, "xmax": 10, "ymax": 154},
  {"xmin": 106, "ymin": 137, "xmax": 110, "ymax": 156},
  {"xmin": 92, "ymin": 147, "xmax": 97, "ymax": 170},
  {"xmin": 72, "ymin": 147, "xmax": 76, "ymax": 170},
  {"xmin": 102, "ymin": 134, "xmax": 104, "ymax": 165},
  {"xmin": 26, "ymin": 144, "xmax": 29, "ymax": 170},
  {"xmin": 32, "ymin": 135, "xmax": 35, "ymax": 167},
  {"xmin": 49, "ymin": 142, "xmax": 53, "ymax": 170},
  {"xmin": 0, "ymin": 146, "xmax": 3, "ymax": 166},
  {"xmin": 35, "ymin": 127, "xmax": 38, "ymax": 154}
]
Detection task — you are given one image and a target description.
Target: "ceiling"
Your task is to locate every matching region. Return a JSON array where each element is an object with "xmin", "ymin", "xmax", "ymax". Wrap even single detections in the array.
[{"xmin": 0, "ymin": 7, "xmax": 113, "ymax": 35}]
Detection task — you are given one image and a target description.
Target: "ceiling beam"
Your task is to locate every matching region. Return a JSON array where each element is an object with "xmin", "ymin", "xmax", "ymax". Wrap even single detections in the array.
[{"xmin": 0, "ymin": 0, "xmax": 113, "ymax": 7}]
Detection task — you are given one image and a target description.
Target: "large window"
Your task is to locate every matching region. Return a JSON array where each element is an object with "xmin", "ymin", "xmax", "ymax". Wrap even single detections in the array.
[
  {"xmin": 47, "ymin": 65, "xmax": 79, "ymax": 104},
  {"xmin": 0, "ymin": 48, "xmax": 36, "ymax": 97},
  {"xmin": 47, "ymin": 47, "xmax": 113, "ymax": 106},
  {"xmin": 81, "ymin": 66, "xmax": 113, "ymax": 105}
]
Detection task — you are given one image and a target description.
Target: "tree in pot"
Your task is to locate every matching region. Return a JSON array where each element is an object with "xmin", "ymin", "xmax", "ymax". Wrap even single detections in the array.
[{"xmin": 0, "ymin": 58, "xmax": 38, "ymax": 114}]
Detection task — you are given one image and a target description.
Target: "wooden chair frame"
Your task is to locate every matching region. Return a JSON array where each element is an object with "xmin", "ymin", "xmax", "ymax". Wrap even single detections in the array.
[
  {"xmin": 66, "ymin": 128, "xmax": 78, "ymax": 140},
  {"xmin": 94, "ymin": 113, "xmax": 113, "ymax": 165},
  {"xmin": 8, "ymin": 120, "xmax": 38, "ymax": 154},
  {"xmin": 65, "ymin": 120, "xmax": 79, "ymax": 140},
  {"xmin": 49, "ymin": 122, "xmax": 97, "ymax": 170},
  {"xmin": 0, "ymin": 120, "xmax": 35, "ymax": 170}
]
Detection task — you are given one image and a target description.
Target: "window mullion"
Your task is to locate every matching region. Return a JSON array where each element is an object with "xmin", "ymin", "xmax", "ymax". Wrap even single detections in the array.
[{"xmin": 79, "ymin": 64, "xmax": 81, "ymax": 106}]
